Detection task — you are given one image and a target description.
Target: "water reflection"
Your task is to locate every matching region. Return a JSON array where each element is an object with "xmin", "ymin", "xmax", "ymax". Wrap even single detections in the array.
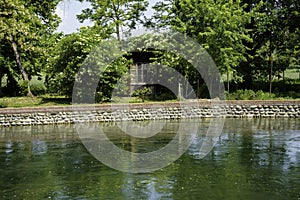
[{"xmin": 0, "ymin": 118, "xmax": 299, "ymax": 199}]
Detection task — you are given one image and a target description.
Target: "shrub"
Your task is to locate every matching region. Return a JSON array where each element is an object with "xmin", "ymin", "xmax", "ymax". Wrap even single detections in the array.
[
  {"xmin": 154, "ymin": 92, "xmax": 177, "ymax": 101},
  {"xmin": 19, "ymin": 80, "xmax": 30, "ymax": 96},
  {"xmin": 30, "ymin": 81, "xmax": 46, "ymax": 96},
  {"xmin": 255, "ymin": 90, "xmax": 275, "ymax": 100},
  {"xmin": 132, "ymin": 87, "xmax": 152, "ymax": 102},
  {"xmin": 19, "ymin": 77, "xmax": 46, "ymax": 96},
  {"xmin": 0, "ymin": 101, "xmax": 8, "ymax": 108},
  {"xmin": 95, "ymin": 91, "xmax": 111, "ymax": 103},
  {"xmin": 228, "ymin": 89, "xmax": 276, "ymax": 100}
]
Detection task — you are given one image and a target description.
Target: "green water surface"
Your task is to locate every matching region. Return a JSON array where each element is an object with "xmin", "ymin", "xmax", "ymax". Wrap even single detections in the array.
[{"xmin": 0, "ymin": 118, "xmax": 299, "ymax": 200}]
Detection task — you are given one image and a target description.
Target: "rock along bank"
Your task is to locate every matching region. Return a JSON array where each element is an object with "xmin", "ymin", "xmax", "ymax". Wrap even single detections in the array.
[{"xmin": 0, "ymin": 100, "xmax": 299, "ymax": 127}]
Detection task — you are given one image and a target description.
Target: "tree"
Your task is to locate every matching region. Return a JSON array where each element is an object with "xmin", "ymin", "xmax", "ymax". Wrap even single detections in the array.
[
  {"xmin": 77, "ymin": 0, "xmax": 148, "ymax": 41},
  {"xmin": 150, "ymin": 0, "xmax": 252, "ymax": 94},
  {"xmin": 46, "ymin": 27, "xmax": 103, "ymax": 97},
  {"xmin": 0, "ymin": 0, "xmax": 37, "ymax": 96},
  {"xmin": 237, "ymin": 0, "xmax": 300, "ymax": 92},
  {"xmin": 149, "ymin": 0, "xmax": 300, "ymax": 96},
  {"xmin": 0, "ymin": 40, "xmax": 14, "ymax": 97},
  {"xmin": 0, "ymin": 0, "xmax": 61, "ymax": 96},
  {"xmin": 46, "ymin": 26, "xmax": 130, "ymax": 102},
  {"xmin": 290, "ymin": 29, "xmax": 300, "ymax": 79}
]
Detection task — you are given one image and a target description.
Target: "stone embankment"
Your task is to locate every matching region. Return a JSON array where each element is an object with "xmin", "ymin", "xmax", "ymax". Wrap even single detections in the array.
[{"xmin": 0, "ymin": 100, "xmax": 299, "ymax": 127}]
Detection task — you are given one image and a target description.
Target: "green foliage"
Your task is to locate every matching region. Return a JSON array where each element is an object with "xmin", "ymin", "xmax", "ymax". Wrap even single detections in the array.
[
  {"xmin": 47, "ymin": 28, "xmax": 131, "ymax": 102},
  {"xmin": 18, "ymin": 80, "xmax": 30, "ymax": 96},
  {"xmin": 46, "ymin": 27, "xmax": 103, "ymax": 97},
  {"xmin": 123, "ymin": 32, "xmax": 215, "ymax": 99},
  {"xmin": 17, "ymin": 76, "xmax": 45, "ymax": 96},
  {"xmin": 0, "ymin": 101, "xmax": 8, "ymax": 108},
  {"xmin": 46, "ymin": 33, "xmax": 84, "ymax": 96},
  {"xmin": 1, "ymin": 0, "xmax": 300, "ymax": 101},
  {"xmin": 77, "ymin": 0, "xmax": 148, "ymax": 40},
  {"xmin": 132, "ymin": 87, "xmax": 152, "ymax": 102},
  {"xmin": 29, "ymin": 76, "xmax": 46, "ymax": 96},
  {"xmin": 0, "ymin": 0, "xmax": 61, "ymax": 96},
  {"xmin": 150, "ymin": 0, "xmax": 300, "ymax": 96},
  {"xmin": 227, "ymin": 89, "xmax": 276, "ymax": 100},
  {"xmin": 237, "ymin": 0, "xmax": 300, "ymax": 90},
  {"xmin": 96, "ymin": 57, "xmax": 131, "ymax": 102},
  {"xmin": 153, "ymin": 93, "xmax": 177, "ymax": 101},
  {"xmin": 151, "ymin": 0, "xmax": 252, "ymax": 79}
]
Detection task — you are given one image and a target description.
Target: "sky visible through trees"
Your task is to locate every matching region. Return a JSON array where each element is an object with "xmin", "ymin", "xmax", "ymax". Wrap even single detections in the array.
[{"xmin": 55, "ymin": 0, "xmax": 159, "ymax": 33}]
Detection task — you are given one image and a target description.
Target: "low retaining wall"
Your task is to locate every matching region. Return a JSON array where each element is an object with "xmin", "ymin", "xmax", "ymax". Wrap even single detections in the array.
[{"xmin": 0, "ymin": 100, "xmax": 299, "ymax": 127}]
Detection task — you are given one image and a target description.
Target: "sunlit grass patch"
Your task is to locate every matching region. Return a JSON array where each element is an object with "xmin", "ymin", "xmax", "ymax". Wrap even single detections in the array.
[{"xmin": 0, "ymin": 95, "xmax": 71, "ymax": 108}]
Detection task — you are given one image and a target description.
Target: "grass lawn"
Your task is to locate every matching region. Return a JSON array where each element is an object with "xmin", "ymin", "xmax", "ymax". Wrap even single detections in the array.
[
  {"xmin": 0, "ymin": 95, "xmax": 71, "ymax": 108},
  {"xmin": 0, "ymin": 95, "xmax": 175, "ymax": 108},
  {"xmin": 0, "ymin": 91, "xmax": 299, "ymax": 108}
]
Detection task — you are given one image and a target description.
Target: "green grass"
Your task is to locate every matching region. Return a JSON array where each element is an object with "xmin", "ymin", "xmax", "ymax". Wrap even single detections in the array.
[
  {"xmin": 0, "ymin": 95, "xmax": 71, "ymax": 108},
  {"xmin": 112, "ymin": 96, "xmax": 178, "ymax": 103},
  {"xmin": 0, "ymin": 95, "xmax": 179, "ymax": 108},
  {"xmin": 0, "ymin": 89, "xmax": 299, "ymax": 109}
]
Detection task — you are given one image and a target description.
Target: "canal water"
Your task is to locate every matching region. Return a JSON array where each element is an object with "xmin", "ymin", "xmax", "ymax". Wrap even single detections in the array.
[{"xmin": 0, "ymin": 118, "xmax": 299, "ymax": 200}]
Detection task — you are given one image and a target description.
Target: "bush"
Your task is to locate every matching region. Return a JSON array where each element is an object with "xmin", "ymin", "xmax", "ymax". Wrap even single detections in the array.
[
  {"xmin": 227, "ymin": 89, "xmax": 276, "ymax": 100},
  {"xmin": 19, "ymin": 77, "xmax": 46, "ymax": 96},
  {"xmin": 284, "ymin": 91, "xmax": 300, "ymax": 99},
  {"xmin": 255, "ymin": 90, "xmax": 276, "ymax": 100},
  {"xmin": 0, "ymin": 101, "xmax": 8, "ymax": 108},
  {"xmin": 30, "ymin": 81, "xmax": 46, "ymax": 96},
  {"xmin": 95, "ymin": 91, "xmax": 111, "ymax": 103},
  {"xmin": 153, "ymin": 92, "xmax": 177, "ymax": 101},
  {"xmin": 19, "ymin": 80, "xmax": 30, "ymax": 96},
  {"xmin": 132, "ymin": 87, "xmax": 152, "ymax": 102}
]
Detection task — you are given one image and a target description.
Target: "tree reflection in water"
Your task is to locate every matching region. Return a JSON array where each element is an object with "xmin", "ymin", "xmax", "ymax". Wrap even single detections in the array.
[{"xmin": 0, "ymin": 118, "xmax": 299, "ymax": 200}]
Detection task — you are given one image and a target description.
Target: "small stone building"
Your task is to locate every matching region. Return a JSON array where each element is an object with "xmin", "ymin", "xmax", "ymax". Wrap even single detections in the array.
[{"xmin": 127, "ymin": 51, "xmax": 159, "ymax": 92}]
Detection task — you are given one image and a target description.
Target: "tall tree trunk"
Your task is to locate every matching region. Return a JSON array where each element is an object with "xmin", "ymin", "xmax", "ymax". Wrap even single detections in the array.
[
  {"xmin": 269, "ymin": 52, "xmax": 273, "ymax": 94},
  {"xmin": 9, "ymin": 35, "xmax": 33, "ymax": 97},
  {"xmin": 0, "ymin": 73, "xmax": 2, "ymax": 97},
  {"xmin": 116, "ymin": 22, "xmax": 120, "ymax": 41},
  {"xmin": 227, "ymin": 69, "xmax": 230, "ymax": 94}
]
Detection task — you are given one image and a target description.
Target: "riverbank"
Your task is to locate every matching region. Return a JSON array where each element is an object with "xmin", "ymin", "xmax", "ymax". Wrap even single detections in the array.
[{"xmin": 0, "ymin": 100, "xmax": 299, "ymax": 126}]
